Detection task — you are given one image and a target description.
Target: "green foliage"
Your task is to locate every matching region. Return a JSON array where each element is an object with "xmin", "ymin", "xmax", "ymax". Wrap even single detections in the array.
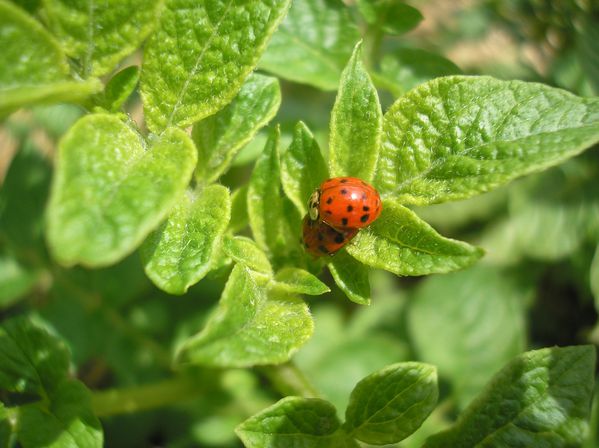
[
  {"xmin": 328, "ymin": 252, "xmax": 371, "ymax": 305},
  {"xmin": 140, "ymin": 0, "xmax": 290, "ymax": 132},
  {"xmin": 101, "ymin": 66, "xmax": 140, "ymax": 112},
  {"xmin": 273, "ymin": 267, "xmax": 330, "ymax": 295},
  {"xmin": 356, "ymin": 0, "xmax": 423, "ymax": 35}
]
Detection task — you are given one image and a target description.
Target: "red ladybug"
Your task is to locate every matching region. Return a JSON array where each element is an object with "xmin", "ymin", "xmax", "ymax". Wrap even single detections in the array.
[
  {"xmin": 301, "ymin": 215, "xmax": 358, "ymax": 257},
  {"xmin": 308, "ymin": 177, "xmax": 382, "ymax": 230}
]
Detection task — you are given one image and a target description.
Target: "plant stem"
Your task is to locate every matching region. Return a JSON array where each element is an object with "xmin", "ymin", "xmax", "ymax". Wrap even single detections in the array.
[
  {"xmin": 91, "ymin": 374, "xmax": 201, "ymax": 417},
  {"xmin": 258, "ymin": 361, "xmax": 320, "ymax": 398}
]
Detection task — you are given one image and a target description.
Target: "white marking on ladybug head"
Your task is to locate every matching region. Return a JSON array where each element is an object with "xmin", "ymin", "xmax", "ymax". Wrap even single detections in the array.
[{"xmin": 308, "ymin": 190, "xmax": 320, "ymax": 221}]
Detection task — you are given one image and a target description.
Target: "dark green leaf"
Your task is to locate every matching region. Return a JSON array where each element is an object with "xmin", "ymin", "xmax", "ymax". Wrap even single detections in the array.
[
  {"xmin": 46, "ymin": 114, "xmax": 197, "ymax": 267},
  {"xmin": 328, "ymin": 251, "xmax": 370, "ymax": 305},
  {"xmin": 345, "ymin": 362, "xmax": 438, "ymax": 444},
  {"xmin": 591, "ymin": 244, "xmax": 599, "ymax": 312},
  {"xmin": 329, "ymin": 41, "xmax": 382, "ymax": 182},
  {"xmin": 141, "ymin": 0, "xmax": 291, "ymax": 132},
  {"xmin": 141, "ymin": 185, "xmax": 231, "ymax": 295},
  {"xmin": 346, "ymin": 201, "xmax": 483, "ymax": 276},
  {"xmin": 259, "ymin": 0, "xmax": 360, "ymax": 90},
  {"xmin": 193, "ymin": 73, "xmax": 281, "ymax": 183},
  {"xmin": 375, "ymin": 76, "xmax": 599, "ymax": 205},
  {"xmin": 424, "ymin": 346, "xmax": 596, "ymax": 447},
  {"xmin": 356, "ymin": 0, "xmax": 422, "ymax": 35}
]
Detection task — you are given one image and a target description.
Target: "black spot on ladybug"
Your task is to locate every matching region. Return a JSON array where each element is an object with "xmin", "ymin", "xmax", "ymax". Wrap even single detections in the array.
[
  {"xmin": 317, "ymin": 233, "xmax": 324, "ymax": 241},
  {"xmin": 363, "ymin": 206, "xmax": 370, "ymax": 211},
  {"xmin": 318, "ymin": 245, "xmax": 329, "ymax": 254},
  {"xmin": 360, "ymin": 214, "xmax": 370, "ymax": 223},
  {"xmin": 341, "ymin": 189, "xmax": 348, "ymax": 195},
  {"xmin": 334, "ymin": 234, "xmax": 344, "ymax": 244},
  {"xmin": 326, "ymin": 210, "xmax": 332, "ymax": 215},
  {"xmin": 326, "ymin": 197, "xmax": 333, "ymax": 204},
  {"xmin": 347, "ymin": 205, "xmax": 353, "ymax": 212},
  {"xmin": 341, "ymin": 218, "xmax": 348, "ymax": 226},
  {"xmin": 340, "ymin": 178, "xmax": 348, "ymax": 183}
]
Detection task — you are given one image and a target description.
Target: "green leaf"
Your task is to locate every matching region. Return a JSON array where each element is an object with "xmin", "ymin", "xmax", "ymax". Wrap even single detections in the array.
[
  {"xmin": 193, "ymin": 73, "xmax": 281, "ymax": 183},
  {"xmin": 0, "ymin": 316, "xmax": 70, "ymax": 394},
  {"xmin": 46, "ymin": 114, "xmax": 197, "ymax": 267},
  {"xmin": 344, "ymin": 362, "xmax": 438, "ymax": 444},
  {"xmin": 273, "ymin": 268, "xmax": 330, "ymax": 295},
  {"xmin": 141, "ymin": 185, "xmax": 231, "ymax": 295},
  {"xmin": 424, "ymin": 346, "xmax": 596, "ymax": 447},
  {"xmin": 329, "ymin": 42, "xmax": 382, "ymax": 182},
  {"xmin": 259, "ymin": 0, "xmax": 360, "ymax": 90},
  {"xmin": 346, "ymin": 201, "xmax": 483, "ymax": 276},
  {"xmin": 281, "ymin": 122, "xmax": 328, "ymax": 215},
  {"xmin": 356, "ymin": 0, "xmax": 423, "ymax": 35},
  {"xmin": 375, "ymin": 76, "xmax": 599, "ymax": 205},
  {"xmin": 102, "ymin": 66, "xmax": 140, "ymax": 112},
  {"xmin": 407, "ymin": 265, "xmax": 529, "ymax": 408},
  {"xmin": 175, "ymin": 265, "xmax": 313, "ymax": 367},
  {"xmin": 43, "ymin": 0, "xmax": 162, "ymax": 77},
  {"xmin": 222, "ymin": 236, "xmax": 272, "ymax": 275},
  {"xmin": 229, "ymin": 185, "xmax": 249, "ymax": 233},
  {"xmin": 328, "ymin": 251, "xmax": 370, "ymax": 305},
  {"xmin": 141, "ymin": 0, "xmax": 291, "ymax": 133},
  {"xmin": 0, "ymin": 251, "xmax": 39, "ymax": 308},
  {"xmin": 16, "ymin": 380, "xmax": 102, "ymax": 448},
  {"xmin": 248, "ymin": 126, "xmax": 288, "ymax": 256},
  {"xmin": 591, "ymin": 244, "xmax": 599, "ymax": 312},
  {"xmin": 377, "ymin": 47, "xmax": 461, "ymax": 96},
  {"xmin": 0, "ymin": 403, "xmax": 10, "ymax": 447},
  {"xmin": 236, "ymin": 396, "xmax": 358, "ymax": 448}
]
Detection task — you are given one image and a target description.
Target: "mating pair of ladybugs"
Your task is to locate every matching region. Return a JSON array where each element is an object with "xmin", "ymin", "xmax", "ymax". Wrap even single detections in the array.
[{"xmin": 302, "ymin": 177, "xmax": 382, "ymax": 256}]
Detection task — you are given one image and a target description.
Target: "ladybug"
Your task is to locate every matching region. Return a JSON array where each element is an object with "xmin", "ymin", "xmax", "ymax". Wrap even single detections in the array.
[
  {"xmin": 308, "ymin": 177, "xmax": 382, "ymax": 230},
  {"xmin": 301, "ymin": 215, "xmax": 358, "ymax": 257}
]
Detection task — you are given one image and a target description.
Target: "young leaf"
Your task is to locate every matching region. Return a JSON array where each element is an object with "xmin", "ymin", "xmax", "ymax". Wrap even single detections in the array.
[
  {"xmin": 43, "ymin": 0, "xmax": 162, "ymax": 77},
  {"xmin": 236, "ymin": 396, "xmax": 358, "ymax": 448},
  {"xmin": 175, "ymin": 265, "xmax": 313, "ymax": 367},
  {"xmin": 344, "ymin": 362, "xmax": 438, "ymax": 444},
  {"xmin": 248, "ymin": 126, "xmax": 287, "ymax": 256},
  {"xmin": 375, "ymin": 76, "xmax": 599, "ymax": 205},
  {"xmin": 356, "ymin": 0, "xmax": 423, "ymax": 35},
  {"xmin": 281, "ymin": 122, "xmax": 328, "ymax": 215},
  {"xmin": 141, "ymin": 0, "xmax": 291, "ymax": 133},
  {"xmin": 424, "ymin": 346, "xmax": 596, "ymax": 447},
  {"xmin": 328, "ymin": 251, "xmax": 370, "ymax": 305},
  {"xmin": 0, "ymin": 316, "xmax": 70, "ymax": 394},
  {"xmin": 329, "ymin": 41, "xmax": 382, "ymax": 182},
  {"xmin": 102, "ymin": 66, "xmax": 140, "ymax": 112},
  {"xmin": 273, "ymin": 267, "xmax": 330, "ymax": 295},
  {"xmin": 346, "ymin": 201, "xmax": 483, "ymax": 276},
  {"xmin": 193, "ymin": 74, "xmax": 281, "ymax": 183},
  {"xmin": 259, "ymin": 0, "xmax": 360, "ymax": 90},
  {"xmin": 222, "ymin": 236, "xmax": 272, "ymax": 275},
  {"xmin": 229, "ymin": 185, "xmax": 249, "ymax": 233},
  {"xmin": 47, "ymin": 114, "xmax": 197, "ymax": 267},
  {"xmin": 16, "ymin": 380, "xmax": 102, "ymax": 448},
  {"xmin": 141, "ymin": 185, "xmax": 231, "ymax": 295},
  {"xmin": 407, "ymin": 265, "xmax": 529, "ymax": 409},
  {"xmin": 0, "ymin": 1, "xmax": 101, "ymax": 116}
]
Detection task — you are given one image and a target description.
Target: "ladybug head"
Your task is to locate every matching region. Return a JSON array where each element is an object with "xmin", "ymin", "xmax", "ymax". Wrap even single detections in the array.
[{"xmin": 308, "ymin": 190, "xmax": 320, "ymax": 221}]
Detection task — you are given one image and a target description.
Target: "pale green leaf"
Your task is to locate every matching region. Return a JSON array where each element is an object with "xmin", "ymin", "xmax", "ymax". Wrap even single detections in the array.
[
  {"xmin": 193, "ymin": 73, "xmax": 281, "ymax": 183},
  {"xmin": 0, "ymin": 316, "xmax": 70, "ymax": 395},
  {"xmin": 222, "ymin": 235, "xmax": 272, "ymax": 275},
  {"xmin": 259, "ymin": 0, "xmax": 360, "ymax": 90},
  {"xmin": 16, "ymin": 380, "xmax": 102, "ymax": 448},
  {"xmin": 345, "ymin": 362, "xmax": 438, "ymax": 444},
  {"xmin": 375, "ymin": 76, "xmax": 599, "ymax": 205},
  {"xmin": 141, "ymin": 185, "xmax": 231, "ymax": 295},
  {"xmin": 329, "ymin": 41, "xmax": 381, "ymax": 182},
  {"xmin": 407, "ymin": 265, "xmax": 529, "ymax": 408},
  {"xmin": 424, "ymin": 346, "xmax": 596, "ymax": 447},
  {"xmin": 47, "ymin": 114, "xmax": 197, "ymax": 267},
  {"xmin": 356, "ymin": 0, "xmax": 422, "ymax": 34},
  {"xmin": 229, "ymin": 185, "xmax": 249, "ymax": 233},
  {"xmin": 141, "ymin": 0, "xmax": 291, "ymax": 132},
  {"xmin": 43, "ymin": 0, "xmax": 162, "ymax": 77},
  {"xmin": 236, "ymin": 397, "xmax": 358, "ymax": 448},
  {"xmin": 328, "ymin": 251, "xmax": 370, "ymax": 305},
  {"xmin": 591, "ymin": 244, "xmax": 599, "ymax": 312},
  {"xmin": 346, "ymin": 201, "xmax": 483, "ymax": 276},
  {"xmin": 281, "ymin": 121, "xmax": 328, "ymax": 215},
  {"xmin": 175, "ymin": 265, "xmax": 313, "ymax": 367},
  {"xmin": 102, "ymin": 65, "xmax": 139, "ymax": 112},
  {"xmin": 273, "ymin": 267, "xmax": 330, "ymax": 295}
]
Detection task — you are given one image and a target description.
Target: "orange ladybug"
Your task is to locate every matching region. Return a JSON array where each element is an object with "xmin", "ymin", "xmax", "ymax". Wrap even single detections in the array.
[
  {"xmin": 301, "ymin": 215, "xmax": 358, "ymax": 257},
  {"xmin": 308, "ymin": 177, "xmax": 382, "ymax": 230}
]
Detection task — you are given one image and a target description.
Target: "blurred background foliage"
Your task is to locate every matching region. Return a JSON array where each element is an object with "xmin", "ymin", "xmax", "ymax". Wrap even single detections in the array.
[{"xmin": 1, "ymin": 0, "xmax": 598, "ymax": 446}]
